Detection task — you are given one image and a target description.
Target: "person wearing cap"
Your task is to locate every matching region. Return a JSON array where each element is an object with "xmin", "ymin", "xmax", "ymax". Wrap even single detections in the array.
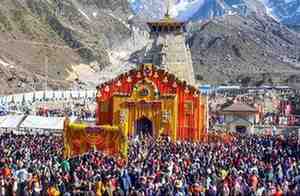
[
  {"xmin": 174, "ymin": 179, "xmax": 185, "ymax": 196},
  {"xmin": 32, "ymin": 180, "xmax": 42, "ymax": 196}
]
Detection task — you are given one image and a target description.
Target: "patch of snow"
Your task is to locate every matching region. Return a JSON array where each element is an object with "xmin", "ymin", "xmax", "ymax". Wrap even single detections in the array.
[
  {"xmin": 70, "ymin": 0, "xmax": 91, "ymax": 22},
  {"xmin": 92, "ymin": 12, "xmax": 98, "ymax": 17},
  {"xmin": 102, "ymin": 11, "xmax": 131, "ymax": 30},
  {"xmin": 218, "ymin": 0, "xmax": 227, "ymax": 10},
  {"xmin": 257, "ymin": 0, "xmax": 279, "ymax": 21},
  {"xmin": 128, "ymin": 0, "xmax": 138, "ymax": 3},
  {"xmin": 97, "ymin": 27, "xmax": 149, "ymax": 84},
  {"xmin": 169, "ymin": 0, "xmax": 205, "ymax": 21},
  {"xmin": 0, "ymin": 58, "xmax": 10, "ymax": 67},
  {"xmin": 284, "ymin": 0, "xmax": 296, "ymax": 4},
  {"xmin": 65, "ymin": 27, "xmax": 150, "ymax": 86},
  {"xmin": 78, "ymin": 8, "xmax": 91, "ymax": 21},
  {"xmin": 227, "ymin": 10, "xmax": 237, "ymax": 16},
  {"xmin": 66, "ymin": 64, "xmax": 98, "ymax": 87},
  {"xmin": 265, "ymin": 6, "xmax": 279, "ymax": 21},
  {"xmin": 98, "ymin": 50, "xmax": 136, "ymax": 83}
]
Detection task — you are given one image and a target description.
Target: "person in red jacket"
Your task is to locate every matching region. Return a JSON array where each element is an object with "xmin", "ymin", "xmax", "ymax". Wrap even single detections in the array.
[
  {"xmin": 249, "ymin": 173, "xmax": 258, "ymax": 191},
  {"xmin": 274, "ymin": 184, "xmax": 283, "ymax": 196}
]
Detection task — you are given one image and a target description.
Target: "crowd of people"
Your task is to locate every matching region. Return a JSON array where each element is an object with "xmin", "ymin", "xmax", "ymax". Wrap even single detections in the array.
[
  {"xmin": 1, "ymin": 132, "xmax": 300, "ymax": 195},
  {"xmin": 35, "ymin": 107, "xmax": 96, "ymax": 120}
]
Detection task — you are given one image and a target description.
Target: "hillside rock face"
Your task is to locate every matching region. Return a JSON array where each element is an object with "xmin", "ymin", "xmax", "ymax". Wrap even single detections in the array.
[
  {"xmin": 189, "ymin": 14, "xmax": 300, "ymax": 86},
  {"xmin": 0, "ymin": 0, "xmax": 133, "ymax": 94}
]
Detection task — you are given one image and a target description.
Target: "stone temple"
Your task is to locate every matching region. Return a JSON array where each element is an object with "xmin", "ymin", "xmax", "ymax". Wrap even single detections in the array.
[{"xmin": 144, "ymin": 11, "xmax": 195, "ymax": 85}]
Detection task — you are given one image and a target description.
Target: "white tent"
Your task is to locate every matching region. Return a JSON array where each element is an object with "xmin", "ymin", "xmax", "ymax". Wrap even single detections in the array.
[
  {"xmin": 24, "ymin": 92, "xmax": 34, "ymax": 102},
  {"xmin": 0, "ymin": 115, "xmax": 25, "ymax": 129},
  {"xmin": 79, "ymin": 91, "xmax": 86, "ymax": 98},
  {"xmin": 0, "ymin": 116, "xmax": 7, "ymax": 124},
  {"xmin": 64, "ymin": 91, "xmax": 72, "ymax": 100},
  {"xmin": 35, "ymin": 91, "xmax": 44, "ymax": 100},
  {"xmin": 70, "ymin": 91, "xmax": 80, "ymax": 98},
  {"xmin": 87, "ymin": 90, "xmax": 96, "ymax": 98},
  {"xmin": 14, "ymin": 94, "xmax": 23, "ymax": 103},
  {"xmin": 0, "ymin": 96, "xmax": 6, "ymax": 104},
  {"xmin": 45, "ymin": 91, "xmax": 53, "ymax": 99},
  {"xmin": 6, "ymin": 95, "xmax": 13, "ymax": 103},
  {"xmin": 20, "ymin": 115, "xmax": 65, "ymax": 130},
  {"xmin": 54, "ymin": 91, "xmax": 63, "ymax": 99}
]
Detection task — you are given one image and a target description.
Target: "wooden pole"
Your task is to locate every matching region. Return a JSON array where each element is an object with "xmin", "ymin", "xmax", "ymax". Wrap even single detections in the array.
[
  {"xmin": 45, "ymin": 55, "xmax": 48, "ymax": 92},
  {"xmin": 206, "ymin": 95, "xmax": 209, "ymax": 132}
]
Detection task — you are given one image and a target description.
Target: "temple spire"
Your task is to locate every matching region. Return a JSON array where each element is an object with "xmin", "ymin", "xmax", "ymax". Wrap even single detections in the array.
[
  {"xmin": 165, "ymin": 0, "xmax": 171, "ymax": 18},
  {"xmin": 145, "ymin": 0, "xmax": 195, "ymax": 85}
]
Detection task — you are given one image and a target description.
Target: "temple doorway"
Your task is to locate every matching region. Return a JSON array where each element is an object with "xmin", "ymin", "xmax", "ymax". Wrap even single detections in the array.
[
  {"xmin": 236, "ymin": 125, "xmax": 247, "ymax": 134},
  {"xmin": 135, "ymin": 117, "xmax": 153, "ymax": 136}
]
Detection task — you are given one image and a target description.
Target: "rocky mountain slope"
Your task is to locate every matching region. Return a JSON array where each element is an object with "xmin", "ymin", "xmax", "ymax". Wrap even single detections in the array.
[
  {"xmin": 189, "ymin": 14, "xmax": 300, "ymax": 85},
  {"xmin": 0, "ymin": 0, "xmax": 136, "ymax": 94}
]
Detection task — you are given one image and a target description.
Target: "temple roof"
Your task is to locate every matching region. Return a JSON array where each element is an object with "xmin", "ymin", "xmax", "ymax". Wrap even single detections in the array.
[
  {"xmin": 227, "ymin": 117, "xmax": 253, "ymax": 125},
  {"xmin": 221, "ymin": 102, "xmax": 257, "ymax": 113},
  {"xmin": 96, "ymin": 64, "xmax": 199, "ymax": 94},
  {"xmin": 147, "ymin": 12, "xmax": 185, "ymax": 27}
]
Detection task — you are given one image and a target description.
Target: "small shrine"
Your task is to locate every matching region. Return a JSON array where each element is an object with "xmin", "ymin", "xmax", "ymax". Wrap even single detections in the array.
[{"xmin": 220, "ymin": 102, "xmax": 258, "ymax": 134}]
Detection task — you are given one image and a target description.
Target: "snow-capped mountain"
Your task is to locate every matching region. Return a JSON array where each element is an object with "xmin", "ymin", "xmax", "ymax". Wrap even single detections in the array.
[
  {"xmin": 259, "ymin": 0, "xmax": 300, "ymax": 25},
  {"xmin": 128, "ymin": 0, "xmax": 300, "ymax": 25},
  {"xmin": 129, "ymin": 0, "xmax": 266, "ymax": 21}
]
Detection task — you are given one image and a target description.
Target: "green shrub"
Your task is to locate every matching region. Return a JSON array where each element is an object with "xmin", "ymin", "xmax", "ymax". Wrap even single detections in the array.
[{"xmin": 0, "ymin": 11, "xmax": 13, "ymax": 31}]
